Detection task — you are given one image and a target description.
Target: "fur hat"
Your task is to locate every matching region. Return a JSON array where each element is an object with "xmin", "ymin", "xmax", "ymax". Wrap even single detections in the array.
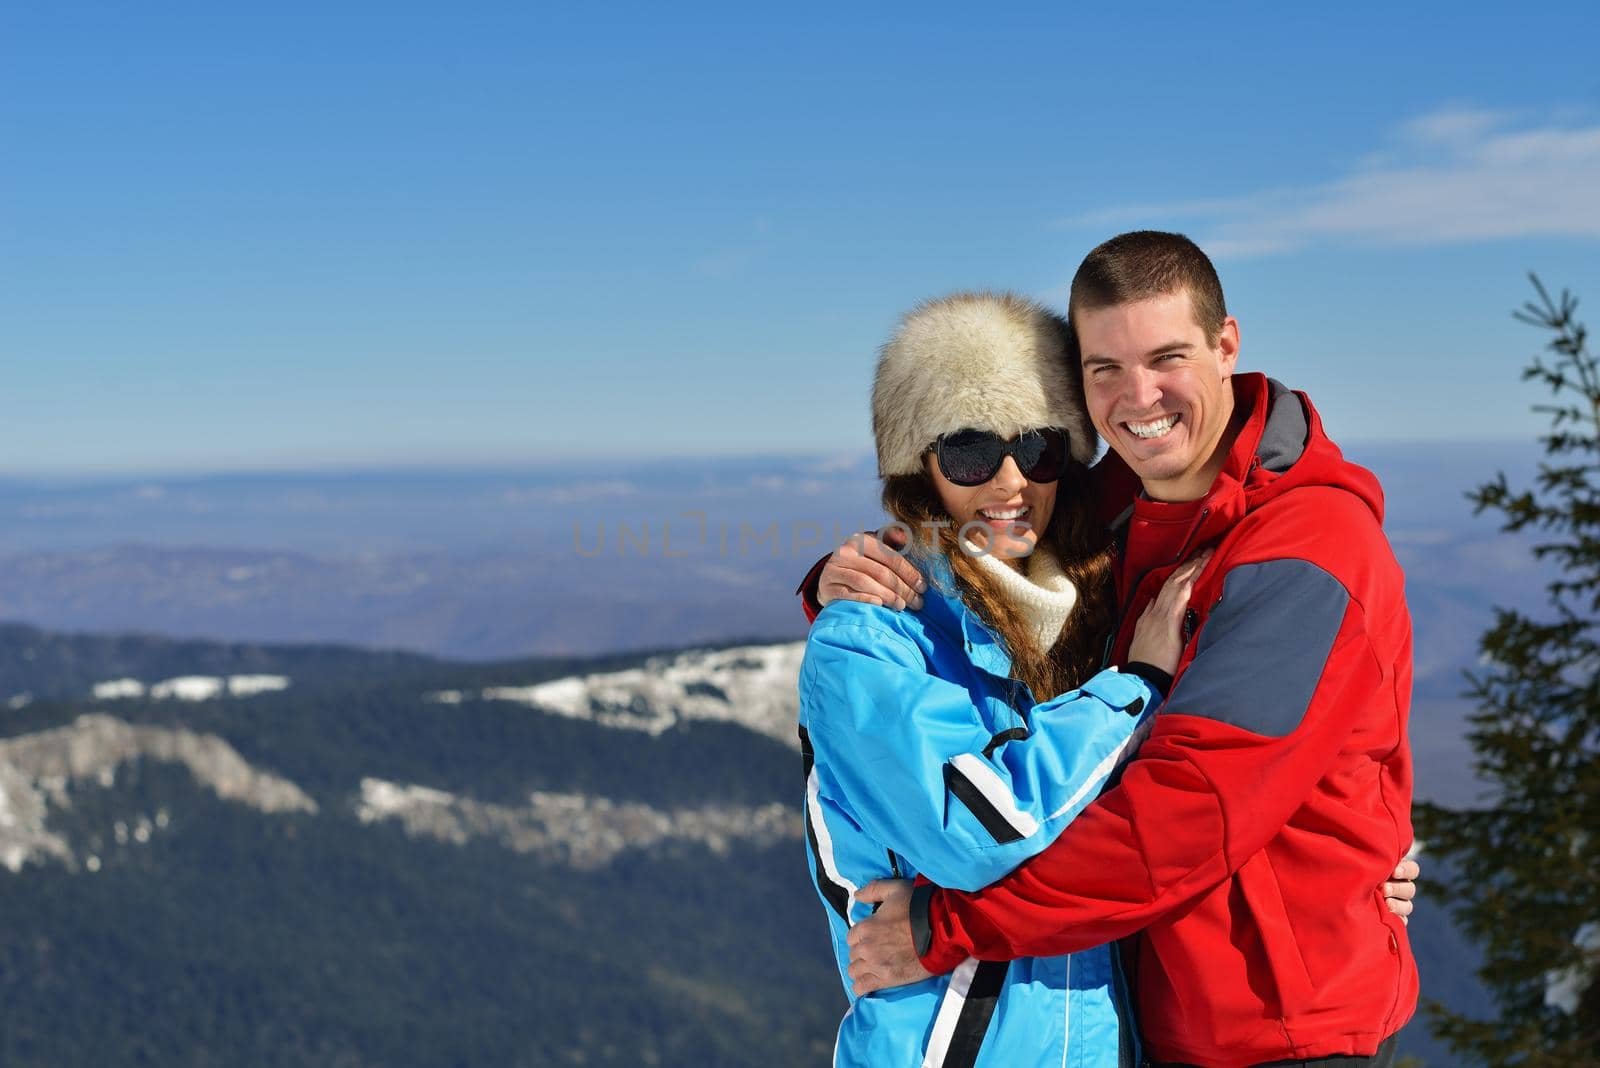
[{"xmin": 872, "ymin": 292, "xmax": 1097, "ymax": 477}]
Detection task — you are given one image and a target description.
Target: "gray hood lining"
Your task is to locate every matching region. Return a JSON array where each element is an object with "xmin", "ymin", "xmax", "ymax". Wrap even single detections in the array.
[{"xmin": 1258, "ymin": 378, "xmax": 1308, "ymax": 474}]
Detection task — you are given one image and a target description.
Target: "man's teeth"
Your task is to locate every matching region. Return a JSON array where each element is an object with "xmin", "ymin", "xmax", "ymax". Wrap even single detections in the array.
[
  {"xmin": 980, "ymin": 507, "xmax": 1029, "ymax": 520},
  {"xmin": 1127, "ymin": 415, "xmax": 1178, "ymax": 439}
]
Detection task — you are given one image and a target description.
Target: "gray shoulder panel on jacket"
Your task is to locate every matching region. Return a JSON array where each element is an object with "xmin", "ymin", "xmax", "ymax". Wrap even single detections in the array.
[{"xmin": 1164, "ymin": 559, "xmax": 1348, "ymax": 738}]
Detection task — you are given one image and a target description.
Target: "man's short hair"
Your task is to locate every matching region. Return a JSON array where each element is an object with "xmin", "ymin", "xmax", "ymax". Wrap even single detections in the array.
[{"xmin": 1068, "ymin": 230, "xmax": 1228, "ymax": 346}]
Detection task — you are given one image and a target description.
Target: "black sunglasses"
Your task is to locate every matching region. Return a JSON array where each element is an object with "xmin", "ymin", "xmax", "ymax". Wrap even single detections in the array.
[{"xmin": 932, "ymin": 427, "xmax": 1071, "ymax": 487}]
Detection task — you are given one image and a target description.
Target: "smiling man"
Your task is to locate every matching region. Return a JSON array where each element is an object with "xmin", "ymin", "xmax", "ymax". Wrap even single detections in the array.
[{"xmin": 810, "ymin": 232, "xmax": 1418, "ymax": 1068}]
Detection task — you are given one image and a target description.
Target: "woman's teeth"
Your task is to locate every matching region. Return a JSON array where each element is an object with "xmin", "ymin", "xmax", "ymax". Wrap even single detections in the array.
[
  {"xmin": 979, "ymin": 507, "xmax": 1029, "ymax": 520},
  {"xmin": 1127, "ymin": 415, "xmax": 1178, "ymax": 439}
]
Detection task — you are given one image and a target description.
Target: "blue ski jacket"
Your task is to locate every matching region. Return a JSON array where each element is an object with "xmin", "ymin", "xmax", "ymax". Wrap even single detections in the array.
[{"xmin": 798, "ymin": 551, "xmax": 1158, "ymax": 1068}]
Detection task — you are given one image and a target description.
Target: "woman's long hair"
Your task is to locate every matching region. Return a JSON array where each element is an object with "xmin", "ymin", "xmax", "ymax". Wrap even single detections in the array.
[{"xmin": 881, "ymin": 462, "xmax": 1116, "ymax": 702}]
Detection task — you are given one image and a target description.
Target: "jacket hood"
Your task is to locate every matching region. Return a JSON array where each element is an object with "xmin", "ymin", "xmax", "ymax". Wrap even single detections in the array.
[{"xmin": 1216, "ymin": 372, "xmax": 1384, "ymax": 524}]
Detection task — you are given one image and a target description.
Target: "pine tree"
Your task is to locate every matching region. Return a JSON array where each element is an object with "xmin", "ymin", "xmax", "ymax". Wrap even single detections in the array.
[{"xmin": 1415, "ymin": 277, "xmax": 1600, "ymax": 1065}]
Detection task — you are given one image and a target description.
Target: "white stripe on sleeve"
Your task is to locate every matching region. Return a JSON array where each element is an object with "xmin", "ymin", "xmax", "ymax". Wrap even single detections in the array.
[
  {"xmin": 949, "ymin": 752, "xmax": 1041, "ymax": 839},
  {"xmin": 1048, "ymin": 716, "xmax": 1152, "ymax": 821}
]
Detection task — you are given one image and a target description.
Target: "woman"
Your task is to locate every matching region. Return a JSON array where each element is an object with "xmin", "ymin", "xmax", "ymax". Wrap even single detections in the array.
[{"xmin": 799, "ymin": 292, "xmax": 1199, "ymax": 1067}]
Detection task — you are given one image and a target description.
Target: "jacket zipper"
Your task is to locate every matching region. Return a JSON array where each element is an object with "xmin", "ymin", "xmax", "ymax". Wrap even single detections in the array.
[{"xmin": 1104, "ymin": 506, "xmax": 1211, "ymax": 668}]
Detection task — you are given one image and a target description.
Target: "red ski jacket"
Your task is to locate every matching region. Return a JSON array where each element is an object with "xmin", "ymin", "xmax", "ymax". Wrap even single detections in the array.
[{"xmin": 900, "ymin": 374, "xmax": 1417, "ymax": 1065}]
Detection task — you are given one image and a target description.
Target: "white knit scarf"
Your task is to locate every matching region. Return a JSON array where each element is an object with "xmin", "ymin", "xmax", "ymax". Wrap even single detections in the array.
[{"xmin": 970, "ymin": 543, "xmax": 1080, "ymax": 652}]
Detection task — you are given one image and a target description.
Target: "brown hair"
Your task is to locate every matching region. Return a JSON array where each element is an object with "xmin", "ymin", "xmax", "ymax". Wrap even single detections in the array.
[
  {"xmin": 1068, "ymin": 230, "xmax": 1227, "ymax": 346},
  {"xmin": 881, "ymin": 463, "xmax": 1116, "ymax": 702}
]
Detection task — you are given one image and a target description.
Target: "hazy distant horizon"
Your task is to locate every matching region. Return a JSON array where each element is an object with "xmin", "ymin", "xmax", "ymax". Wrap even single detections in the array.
[
  {"xmin": 0, "ymin": 442, "xmax": 1551, "ymax": 652},
  {"xmin": 0, "ymin": 434, "xmax": 1543, "ymax": 481}
]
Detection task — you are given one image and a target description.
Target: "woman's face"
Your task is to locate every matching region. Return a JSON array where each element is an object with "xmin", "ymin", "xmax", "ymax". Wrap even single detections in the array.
[{"xmin": 926, "ymin": 449, "xmax": 1058, "ymax": 566}]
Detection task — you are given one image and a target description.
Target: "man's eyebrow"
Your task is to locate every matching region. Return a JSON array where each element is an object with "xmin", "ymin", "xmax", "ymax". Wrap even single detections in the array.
[{"xmin": 1082, "ymin": 341, "xmax": 1195, "ymax": 367}]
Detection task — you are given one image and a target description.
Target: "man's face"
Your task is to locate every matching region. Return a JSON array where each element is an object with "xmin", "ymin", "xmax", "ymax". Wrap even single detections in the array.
[{"xmin": 1077, "ymin": 288, "xmax": 1240, "ymax": 502}]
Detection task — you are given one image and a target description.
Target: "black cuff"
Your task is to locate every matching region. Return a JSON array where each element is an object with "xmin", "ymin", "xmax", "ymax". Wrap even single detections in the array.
[
  {"xmin": 1122, "ymin": 661, "xmax": 1172, "ymax": 700},
  {"xmin": 910, "ymin": 882, "xmax": 937, "ymax": 958}
]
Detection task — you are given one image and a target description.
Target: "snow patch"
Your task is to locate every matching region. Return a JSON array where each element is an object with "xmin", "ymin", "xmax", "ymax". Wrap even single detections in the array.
[
  {"xmin": 227, "ymin": 675, "xmax": 290, "ymax": 697},
  {"xmin": 150, "ymin": 677, "xmax": 225, "ymax": 701},
  {"xmin": 356, "ymin": 776, "xmax": 800, "ymax": 869},
  {"xmin": 93, "ymin": 679, "xmax": 146, "ymax": 700},
  {"xmin": 357, "ymin": 778, "xmax": 455, "ymax": 819},
  {"xmin": 94, "ymin": 675, "xmax": 291, "ymax": 702},
  {"xmin": 475, "ymin": 642, "xmax": 805, "ymax": 748}
]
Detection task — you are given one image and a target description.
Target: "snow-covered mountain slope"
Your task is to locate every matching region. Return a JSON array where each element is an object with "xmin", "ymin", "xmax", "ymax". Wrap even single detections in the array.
[
  {"xmin": 0, "ymin": 641, "xmax": 811, "ymax": 877},
  {"xmin": 357, "ymin": 778, "xmax": 799, "ymax": 870},
  {"xmin": 0, "ymin": 713, "xmax": 317, "ymax": 872},
  {"xmin": 429, "ymin": 642, "xmax": 806, "ymax": 749}
]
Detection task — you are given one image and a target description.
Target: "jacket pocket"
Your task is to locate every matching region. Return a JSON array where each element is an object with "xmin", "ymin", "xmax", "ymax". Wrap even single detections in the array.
[
  {"xmin": 1234, "ymin": 852, "xmax": 1315, "ymax": 1019},
  {"xmin": 1371, "ymin": 886, "xmax": 1409, "ymax": 1035}
]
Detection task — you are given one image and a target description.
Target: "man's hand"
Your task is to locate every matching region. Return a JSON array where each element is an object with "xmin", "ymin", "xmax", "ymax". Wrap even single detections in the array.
[
  {"xmin": 846, "ymin": 879, "xmax": 933, "ymax": 995},
  {"xmin": 818, "ymin": 529, "xmax": 925, "ymax": 611},
  {"xmin": 1383, "ymin": 856, "xmax": 1420, "ymax": 924}
]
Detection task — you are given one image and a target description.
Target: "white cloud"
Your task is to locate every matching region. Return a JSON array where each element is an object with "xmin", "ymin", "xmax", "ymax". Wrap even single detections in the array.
[
  {"xmin": 1065, "ymin": 107, "xmax": 1600, "ymax": 257},
  {"xmin": 1398, "ymin": 106, "xmax": 1512, "ymax": 147}
]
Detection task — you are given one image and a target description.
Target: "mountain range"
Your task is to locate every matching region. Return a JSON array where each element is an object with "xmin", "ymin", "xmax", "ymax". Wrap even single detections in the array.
[
  {"xmin": 0, "ymin": 624, "xmax": 1493, "ymax": 1065},
  {"xmin": 0, "ymin": 627, "xmax": 838, "ymax": 1066}
]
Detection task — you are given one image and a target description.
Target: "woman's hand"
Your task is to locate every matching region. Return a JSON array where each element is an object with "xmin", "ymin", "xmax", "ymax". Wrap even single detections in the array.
[{"xmin": 1128, "ymin": 550, "xmax": 1212, "ymax": 674}]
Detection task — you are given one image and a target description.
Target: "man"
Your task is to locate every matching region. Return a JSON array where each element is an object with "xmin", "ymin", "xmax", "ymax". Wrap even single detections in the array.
[{"xmin": 803, "ymin": 232, "xmax": 1417, "ymax": 1067}]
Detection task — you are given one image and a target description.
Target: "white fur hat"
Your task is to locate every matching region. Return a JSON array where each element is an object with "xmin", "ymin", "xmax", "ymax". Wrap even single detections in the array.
[{"xmin": 872, "ymin": 292, "xmax": 1096, "ymax": 477}]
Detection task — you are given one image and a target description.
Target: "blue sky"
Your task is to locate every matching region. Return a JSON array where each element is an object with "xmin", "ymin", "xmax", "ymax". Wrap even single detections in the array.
[{"xmin": 3, "ymin": 3, "xmax": 1598, "ymax": 473}]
